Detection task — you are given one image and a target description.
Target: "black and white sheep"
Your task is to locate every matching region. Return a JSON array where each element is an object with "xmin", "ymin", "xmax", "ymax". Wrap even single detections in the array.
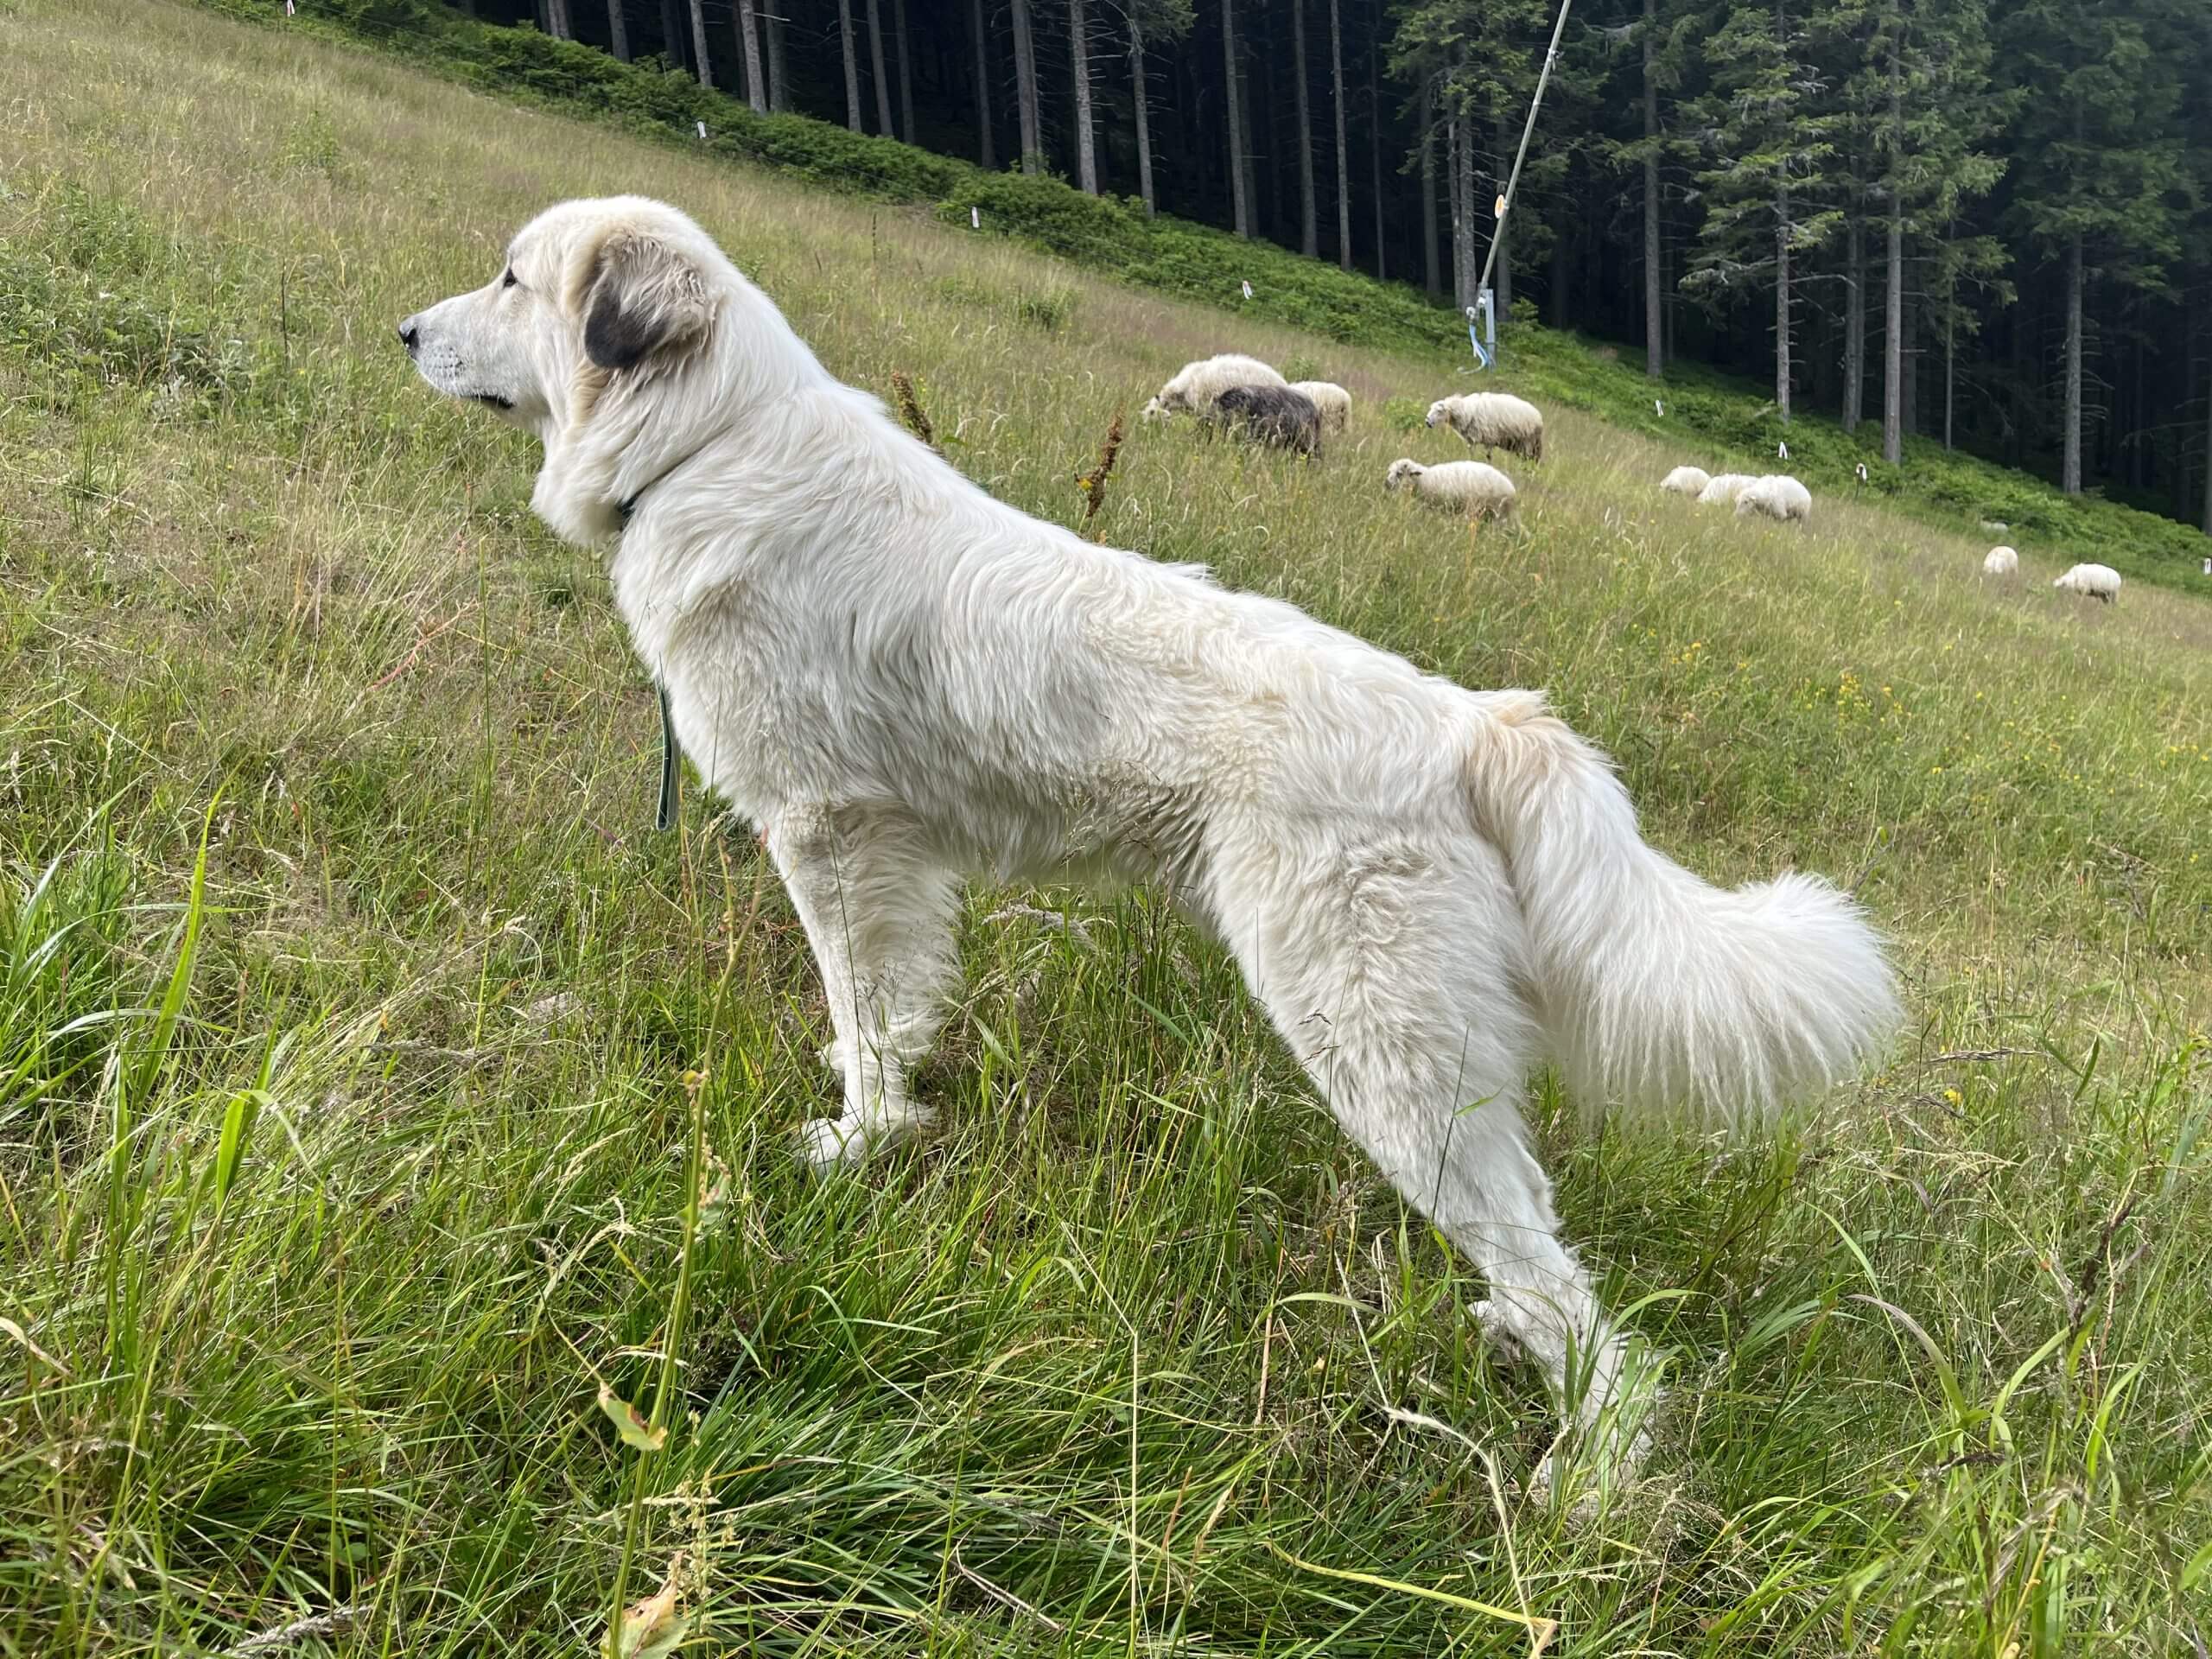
[
  {"xmin": 1288, "ymin": 380, "xmax": 1352, "ymax": 433},
  {"xmin": 1211, "ymin": 384, "xmax": 1324, "ymax": 454}
]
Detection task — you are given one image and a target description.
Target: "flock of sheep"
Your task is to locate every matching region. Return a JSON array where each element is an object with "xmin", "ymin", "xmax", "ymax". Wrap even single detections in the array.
[
  {"xmin": 1141, "ymin": 353, "xmax": 1538, "ymax": 521},
  {"xmin": 1141, "ymin": 352, "xmax": 2128, "ymax": 604},
  {"xmin": 1654, "ymin": 465, "xmax": 2123, "ymax": 604}
]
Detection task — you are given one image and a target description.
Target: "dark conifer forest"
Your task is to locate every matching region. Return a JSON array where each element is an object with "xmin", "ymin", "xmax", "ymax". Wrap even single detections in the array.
[{"xmin": 475, "ymin": 0, "xmax": 2209, "ymax": 535}]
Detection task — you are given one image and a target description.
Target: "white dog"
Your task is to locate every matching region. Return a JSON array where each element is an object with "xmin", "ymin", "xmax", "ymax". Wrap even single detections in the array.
[{"xmin": 400, "ymin": 197, "xmax": 1899, "ymax": 1467}]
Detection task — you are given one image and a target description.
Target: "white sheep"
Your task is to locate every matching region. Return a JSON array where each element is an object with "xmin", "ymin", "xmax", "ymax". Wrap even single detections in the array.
[
  {"xmin": 1146, "ymin": 353, "xmax": 1288, "ymax": 419},
  {"xmin": 1288, "ymin": 380, "xmax": 1351, "ymax": 434},
  {"xmin": 1659, "ymin": 465, "xmax": 1713, "ymax": 498},
  {"xmin": 1982, "ymin": 545, "xmax": 2018, "ymax": 577},
  {"xmin": 1695, "ymin": 473, "xmax": 1757, "ymax": 507},
  {"xmin": 2053, "ymin": 563, "xmax": 2120, "ymax": 603},
  {"xmin": 1426, "ymin": 392, "xmax": 1545, "ymax": 462},
  {"xmin": 1734, "ymin": 474, "xmax": 1813, "ymax": 524},
  {"xmin": 1978, "ymin": 519, "xmax": 2009, "ymax": 535},
  {"xmin": 1384, "ymin": 457, "xmax": 1516, "ymax": 518}
]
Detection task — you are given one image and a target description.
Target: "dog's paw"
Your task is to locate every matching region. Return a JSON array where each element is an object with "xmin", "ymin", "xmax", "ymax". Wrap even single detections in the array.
[
  {"xmin": 796, "ymin": 1106, "xmax": 927, "ymax": 1173},
  {"xmin": 1470, "ymin": 1300, "xmax": 1527, "ymax": 1366},
  {"xmin": 797, "ymin": 1114, "xmax": 871, "ymax": 1172}
]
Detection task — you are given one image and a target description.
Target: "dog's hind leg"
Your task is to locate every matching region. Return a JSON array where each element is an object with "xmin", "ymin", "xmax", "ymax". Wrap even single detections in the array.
[
  {"xmin": 766, "ymin": 804, "xmax": 962, "ymax": 1170},
  {"xmin": 1209, "ymin": 828, "xmax": 1653, "ymax": 1477}
]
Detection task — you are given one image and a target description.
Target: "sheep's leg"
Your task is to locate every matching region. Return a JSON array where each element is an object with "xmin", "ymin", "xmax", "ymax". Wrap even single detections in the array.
[{"xmin": 766, "ymin": 803, "xmax": 963, "ymax": 1169}]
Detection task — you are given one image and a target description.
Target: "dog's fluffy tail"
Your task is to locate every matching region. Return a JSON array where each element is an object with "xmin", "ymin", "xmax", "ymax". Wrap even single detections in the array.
[{"xmin": 1464, "ymin": 691, "xmax": 1900, "ymax": 1122}]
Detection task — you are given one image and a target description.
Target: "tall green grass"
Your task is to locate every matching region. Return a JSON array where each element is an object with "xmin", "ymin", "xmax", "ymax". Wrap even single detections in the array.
[{"xmin": 1, "ymin": 1, "xmax": 2208, "ymax": 1655}]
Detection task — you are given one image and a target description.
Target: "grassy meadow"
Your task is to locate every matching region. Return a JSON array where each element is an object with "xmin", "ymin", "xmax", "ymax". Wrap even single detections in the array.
[{"xmin": 3, "ymin": 1, "xmax": 2210, "ymax": 1653}]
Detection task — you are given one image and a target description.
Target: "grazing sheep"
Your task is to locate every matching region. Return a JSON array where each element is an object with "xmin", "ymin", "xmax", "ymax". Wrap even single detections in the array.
[
  {"xmin": 1384, "ymin": 457, "xmax": 1516, "ymax": 518},
  {"xmin": 1978, "ymin": 519, "xmax": 2009, "ymax": 535},
  {"xmin": 1695, "ymin": 473, "xmax": 1757, "ymax": 507},
  {"xmin": 1426, "ymin": 392, "xmax": 1546, "ymax": 462},
  {"xmin": 1733, "ymin": 474, "xmax": 1813, "ymax": 524},
  {"xmin": 1659, "ymin": 465, "xmax": 1713, "ymax": 498},
  {"xmin": 2053, "ymin": 563, "xmax": 2121, "ymax": 603},
  {"xmin": 1147, "ymin": 353, "xmax": 1288, "ymax": 419},
  {"xmin": 1289, "ymin": 379, "xmax": 1352, "ymax": 434},
  {"xmin": 1982, "ymin": 545, "xmax": 2018, "ymax": 577},
  {"xmin": 1211, "ymin": 384, "xmax": 1323, "ymax": 454}
]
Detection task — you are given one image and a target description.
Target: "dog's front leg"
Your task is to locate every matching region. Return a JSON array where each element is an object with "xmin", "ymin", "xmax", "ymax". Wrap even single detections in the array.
[{"xmin": 764, "ymin": 804, "xmax": 963, "ymax": 1170}]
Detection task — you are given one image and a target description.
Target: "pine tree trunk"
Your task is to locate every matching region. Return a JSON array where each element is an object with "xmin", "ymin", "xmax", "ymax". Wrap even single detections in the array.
[
  {"xmin": 1452, "ymin": 110, "xmax": 1477, "ymax": 311},
  {"xmin": 867, "ymin": 0, "xmax": 893, "ymax": 134},
  {"xmin": 893, "ymin": 0, "xmax": 914, "ymax": 139},
  {"xmin": 1448, "ymin": 111, "xmax": 1465, "ymax": 308},
  {"xmin": 736, "ymin": 0, "xmax": 766, "ymax": 113},
  {"xmin": 1551, "ymin": 228, "xmax": 1569, "ymax": 327},
  {"xmin": 2063, "ymin": 232, "xmax": 2082, "ymax": 494},
  {"xmin": 1492, "ymin": 114, "xmax": 1510, "ymax": 313},
  {"xmin": 1013, "ymin": 0, "xmax": 1043, "ymax": 174},
  {"xmin": 1292, "ymin": 0, "xmax": 1316, "ymax": 255},
  {"xmin": 1775, "ymin": 182, "xmax": 1791, "ymax": 423},
  {"xmin": 661, "ymin": 0, "xmax": 685, "ymax": 71},
  {"xmin": 1368, "ymin": 15, "xmax": 1384, "ymax": 280},
  {"xmin": 972, "ymin": 0, "xmax": 995, "ymax": 168},
  {"xmin": 546, "ymin": 0, "xmax": 569, "ymax": 41},
  {"xmin": 1329, "ymin": 0, "xmax": 1350, "ymax": 270},
  {"xmin": 2202, "ymin": 365, "xmax": 2211, "ymax": 534},
  {"xmin": 1882, "ymin": 197, "xmax": 1903, "ymax": 464},
  {"xmin": 1900, "ymin": 278, "xmax": 1917, "ymax": 436},
  {"xmin": 606, "ymin": 0, "xmax": 629, "ymax": 61},
  {"xmin": 1843, "ymin": 214, "xmax": 1863, "ymax": 431},
  {"xmin": 1420, "ymin": 81, "xmax": 1440, "ymax": 298},
  {"xmin": 766, "ymin": 13, "xmax": 786, "ymax": 108},
  {"xmin": 839, "ymin": 0, "xmax": 863, "ymax": 131},
  {"xmin": 1223, "ymin": 0, "xmax": 1250, "ymax": 235},
  {"xmin": 1643, "ymin": 0, "xmax": 1662, "ymax": 378},
  {"xmin": 1129, "ymin": 14, "xmax": 1153, "ymax": 212},
  {"xmin": 1943, "ymin": 289, "xmax": 1955, "ymax": 453},
  {"xmin": 689, "ymin": 0, "xmax": 712, "ymax": 90},
  {"xmin": 1071, "ymin": 0, "xmax": 1097, "ymax": 193}
]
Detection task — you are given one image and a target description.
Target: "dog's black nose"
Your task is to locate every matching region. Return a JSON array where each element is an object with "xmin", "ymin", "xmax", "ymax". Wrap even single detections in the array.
[{"xmin": 397, "ymin": 320, "xmax": 419, "ymax": 353}]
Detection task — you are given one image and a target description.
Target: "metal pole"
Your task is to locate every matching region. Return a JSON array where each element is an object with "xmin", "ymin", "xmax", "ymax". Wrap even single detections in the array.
[{"xmin": 1475, "ymin": 0, "xmax": 1574, "ymax": 315}]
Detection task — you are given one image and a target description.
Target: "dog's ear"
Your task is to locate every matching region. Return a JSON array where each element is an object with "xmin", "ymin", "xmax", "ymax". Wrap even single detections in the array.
[{"xmin": 576, "ymin": 225, "xmax": 712, "ymax": 373}]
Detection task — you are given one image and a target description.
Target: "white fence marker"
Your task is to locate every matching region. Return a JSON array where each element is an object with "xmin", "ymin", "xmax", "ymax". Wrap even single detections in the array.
[
  {"xmin": 696, "ymin": 121, "xmax": 708, "ymax": 141},
  {"xmin": 970, "ymin": 206, "xmax": 980, "ymax": 230}
]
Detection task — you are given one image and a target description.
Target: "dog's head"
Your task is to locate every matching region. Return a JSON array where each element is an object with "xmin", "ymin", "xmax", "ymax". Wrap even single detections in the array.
[{"xmin": 399, "ymin": 196, "xmax": 718, "ymax": 442}]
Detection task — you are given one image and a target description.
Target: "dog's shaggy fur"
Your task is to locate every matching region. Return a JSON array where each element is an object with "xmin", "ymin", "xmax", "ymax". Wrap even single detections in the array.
[
  {"xmin": 402, "ymin": 197, "xmax": 1900, "ymax": 1462},
  {"xmin": 1211, "ymin": 383, "xmax": 1323, "ymax": 454}
]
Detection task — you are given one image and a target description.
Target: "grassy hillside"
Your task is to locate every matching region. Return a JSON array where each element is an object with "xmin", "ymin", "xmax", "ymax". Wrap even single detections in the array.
[
  {"xmin": 3, "ymin": 2, "xmax": 2209, "ymax": 1655},
  {"xmin": 201, "ymin": 0, "xmax": 2212, "ymax": 594}
]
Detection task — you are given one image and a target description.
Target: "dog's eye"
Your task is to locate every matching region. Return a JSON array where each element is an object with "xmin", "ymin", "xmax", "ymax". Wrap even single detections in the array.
[{"xmin": 501, "ymin": 268, "xmax": 518, "ymax": 290}]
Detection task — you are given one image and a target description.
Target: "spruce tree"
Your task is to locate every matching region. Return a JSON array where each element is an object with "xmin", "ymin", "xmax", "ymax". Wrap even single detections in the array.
[
  {"xmin": 2000, "ymin": 0, "xmax": 2188, "ymax": 493},
  {"xmin": 1682, "ymin": 0, "xmax": 1842, "ymax": 423}
]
